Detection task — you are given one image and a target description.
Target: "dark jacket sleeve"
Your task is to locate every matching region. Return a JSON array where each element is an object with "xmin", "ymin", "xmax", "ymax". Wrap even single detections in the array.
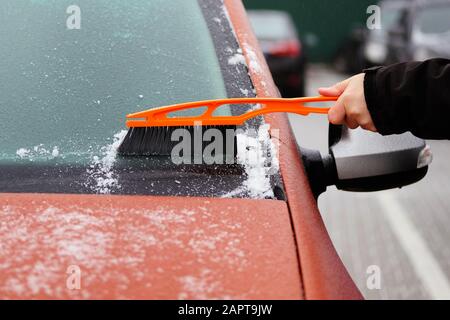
[{"xmin": 364, "ymin": 58, "xmax": 450, "ymax": 139}]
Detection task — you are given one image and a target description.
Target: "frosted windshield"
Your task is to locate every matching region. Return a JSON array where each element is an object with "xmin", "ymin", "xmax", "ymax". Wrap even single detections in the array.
[{"xmin": 0, "ymin": 0, "xmax": 228, "ymax": 164}]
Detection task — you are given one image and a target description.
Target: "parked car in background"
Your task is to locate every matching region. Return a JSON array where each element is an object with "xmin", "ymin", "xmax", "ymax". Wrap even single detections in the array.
[
  {"xmin": 247, "ymin": 10, "xmax": 306, "ymax": 97},
  {"xmin": 364, "ymin": 0, "xmax": 450, "ymax": 66}
]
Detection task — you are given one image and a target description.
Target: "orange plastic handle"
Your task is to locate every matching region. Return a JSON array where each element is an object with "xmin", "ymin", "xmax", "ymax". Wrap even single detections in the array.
[{"xmin": 125, "ymin": 96, "xmax": 337, "ymax": 127}]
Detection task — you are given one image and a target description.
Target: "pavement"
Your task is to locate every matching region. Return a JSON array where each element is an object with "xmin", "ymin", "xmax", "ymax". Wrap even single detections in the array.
[{"xmin": 288, "ymin": 64, "xmax": 450, "ymax": 300}]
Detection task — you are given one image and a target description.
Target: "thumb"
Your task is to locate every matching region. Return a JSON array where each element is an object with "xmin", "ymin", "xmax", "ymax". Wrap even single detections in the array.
[{"xmin": 318, "ymin": 78, "xmax": 351, "ymax": 97}]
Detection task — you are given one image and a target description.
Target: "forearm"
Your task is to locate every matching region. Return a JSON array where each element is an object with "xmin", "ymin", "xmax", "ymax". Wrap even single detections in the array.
[{"xmin": 364, "ymin": 59, "xmax": 450, "ymax": 139}]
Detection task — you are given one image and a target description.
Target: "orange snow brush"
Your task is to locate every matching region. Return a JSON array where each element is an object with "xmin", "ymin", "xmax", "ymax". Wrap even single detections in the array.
[{"xmin": 118, "ymin": 96, "xmax": 336, "ymax": 156}]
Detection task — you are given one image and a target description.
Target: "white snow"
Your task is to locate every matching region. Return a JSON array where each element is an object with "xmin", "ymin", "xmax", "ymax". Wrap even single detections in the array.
[
  {"xmin": 249, "ymin": 103, "xmax": 262, "ymax": 111},
  {"xmin": 0, "ymin": 202, "xmax": 247, "ymax": 299},
  {"xmin": 16, "ymin": 145, "xmax": 60, "ymax": 160},
  {"xmin": 240, "ymin": 88, "xmax": 249, "ymax": 96},
  {"xmin": 16, "ymin": 148, "xmax": 30, "ymax": 158},
  {"xmin": 86, "ymin": 130, "xmax": 127, "ymax": 194},
  {"xmin": 51, "ymin": 146, "xmax": 59, "ymax": 158},
  {"xmin": 221, "ymin": 125, "xmax": 279, "ymax": 199},
  {"xmin": 177, "ymin": 269, "xmax": 222, "ymax": 300},
  {"xmin": 227, "ymin": 53, "xmax": 246, "ymax": 66},
  {"xmin": 243, "ymin": 43, "xmax": 263, "ymax": 74},
  {"xmin": 236, "ymin": 125, "xmax": 275, "ymax": 198}
]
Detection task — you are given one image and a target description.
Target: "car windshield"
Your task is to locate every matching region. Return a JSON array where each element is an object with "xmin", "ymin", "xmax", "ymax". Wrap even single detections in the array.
[
  {"xmin": 416, "ymin": 5, "xmax": 450, "ymax": 34},
  {"xmin": 248, "ymin": 11, "xmax": 295, "ymax": 40},
  {"xmin": 0, "ymin": 0, "xmax": 270, "ymax": 196},
  {"xmin": 0, "ymin": 0, "xmax": 227, "ymax": 166},
  {"xmin": 0, "ymin": 0, "xmax": 282, "ymax": 198}
]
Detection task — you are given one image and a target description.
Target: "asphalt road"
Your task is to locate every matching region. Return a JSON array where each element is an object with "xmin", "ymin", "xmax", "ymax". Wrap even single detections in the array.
[{"xmin": 288, "ymin": 64, "xmax": 450, "ymax": 300}]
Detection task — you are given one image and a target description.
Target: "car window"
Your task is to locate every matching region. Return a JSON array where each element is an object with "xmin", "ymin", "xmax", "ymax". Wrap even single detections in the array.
[
  {"xmin": 0, "ymin": 0, "xmax": 227, "ymax": 166},
  {"xmin": 416, "ymin": 5, "xmax": 450, "ymax": 34}
]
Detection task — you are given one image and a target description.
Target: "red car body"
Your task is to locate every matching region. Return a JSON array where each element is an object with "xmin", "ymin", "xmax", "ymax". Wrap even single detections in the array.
[{"xmin": 0, "ymin": 0, "xmax": 362, "ymax": 300}]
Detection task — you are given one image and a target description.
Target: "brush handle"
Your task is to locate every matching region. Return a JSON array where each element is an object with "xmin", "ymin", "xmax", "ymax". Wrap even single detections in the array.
[{"xmin": 126, "ymin": 96, "xmax": 338, "ymax": 127}]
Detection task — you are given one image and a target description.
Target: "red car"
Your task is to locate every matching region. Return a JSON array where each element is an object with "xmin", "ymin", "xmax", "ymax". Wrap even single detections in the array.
[{"xmin": 0, "ymin": 0, "xmax": 430, "ymax": 300}]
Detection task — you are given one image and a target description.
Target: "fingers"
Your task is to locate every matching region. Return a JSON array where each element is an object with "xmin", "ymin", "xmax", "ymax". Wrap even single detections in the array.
[
  {"xmin": 329, "ymin": 101, "xmax": 370, "ymax": 130},
  {"xmin": 328, "ymin": 97, "xmax": 346, "ymax": 124},
  {"xmin": 359, "ymin": 117, "xmax": 378, "ymax": 132},
  {"xmin": 343, "ymin": 102, "xmax": 378, "ymax": 131},
  {"xmin": 345, "ymin": 115, "xmax": 359, "ymax": 129},
  {"xmin": 324, "ymin": 78, "xmax": 352, "ymax": 124},
  {"xmin": 318, "ymin": 78, "xmax": 351, "ymax": 97},
  {"xmin": 320, "ymin": 73, "xmax": 377, "ymax": 132}
]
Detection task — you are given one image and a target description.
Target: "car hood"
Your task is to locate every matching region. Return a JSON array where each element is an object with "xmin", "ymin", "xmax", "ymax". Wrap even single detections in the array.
[{"xmin": 0, "ymin": 193, "xmax": 302, "ymax": 299}]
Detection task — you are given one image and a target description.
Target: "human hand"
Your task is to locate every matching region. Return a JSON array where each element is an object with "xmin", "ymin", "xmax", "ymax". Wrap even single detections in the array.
[{"xmin": 319, "ymin": 73, "xmax": 377, "ymax": 132}]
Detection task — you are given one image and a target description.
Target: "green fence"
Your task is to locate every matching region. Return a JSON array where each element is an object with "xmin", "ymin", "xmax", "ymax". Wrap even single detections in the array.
[{"xmin": 243, "ymin": 0, "xmax": 378, "ymax": 62}]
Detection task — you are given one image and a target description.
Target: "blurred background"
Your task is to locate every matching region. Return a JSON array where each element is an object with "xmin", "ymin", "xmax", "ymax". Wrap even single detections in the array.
[{"xmin": 244, "ymin": 0, "xmax": 450, "ymax": 299}]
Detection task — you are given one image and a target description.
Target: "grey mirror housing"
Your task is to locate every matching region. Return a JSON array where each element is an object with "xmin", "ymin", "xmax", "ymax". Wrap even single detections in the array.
[
  {"xmin": 299, "ymin": 124, "xmax": 432, "ymax": 198},
  {"xmin": 329, "ymin": 125, "xmax": 431, "ymax": 192}
]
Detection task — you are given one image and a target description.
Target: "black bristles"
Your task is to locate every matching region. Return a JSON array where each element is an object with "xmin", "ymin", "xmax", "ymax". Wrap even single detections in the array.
[{"xmin": 118, "ymin": 126, "xmax": 238, "ymax": 161}]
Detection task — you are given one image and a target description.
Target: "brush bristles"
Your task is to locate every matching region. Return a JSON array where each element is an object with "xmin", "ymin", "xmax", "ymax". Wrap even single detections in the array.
[{"xmin": 118, "ymin": 126, "xmax": 237, "ymax": 158}]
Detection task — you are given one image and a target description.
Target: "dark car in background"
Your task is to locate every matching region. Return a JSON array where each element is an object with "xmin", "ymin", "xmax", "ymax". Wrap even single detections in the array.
[
  {"xmin": 364, "ymin": 0, "xmax": 450, "ymax": 66},
  {"xmin": 332, "ymin": 26, "xmax": 368, "ymax": 74},
  {"xmin": 248, "ymin": 10, "xmax": 306, "ymax": 97}
]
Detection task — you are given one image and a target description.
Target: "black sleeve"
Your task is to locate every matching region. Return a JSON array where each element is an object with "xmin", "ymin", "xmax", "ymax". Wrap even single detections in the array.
[{"xmin": 364, "ymin": 58, "xmax": 450, "ymax": 139}]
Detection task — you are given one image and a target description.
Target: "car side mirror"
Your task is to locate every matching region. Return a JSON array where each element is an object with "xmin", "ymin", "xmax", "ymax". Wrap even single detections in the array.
[
  {"xmin": 328, "ymin": 124, "xmax": 431, "ymax": 192},
  {"xmin": 300, "ymin": 124, "xmax": 432, "ymax": 198}
]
